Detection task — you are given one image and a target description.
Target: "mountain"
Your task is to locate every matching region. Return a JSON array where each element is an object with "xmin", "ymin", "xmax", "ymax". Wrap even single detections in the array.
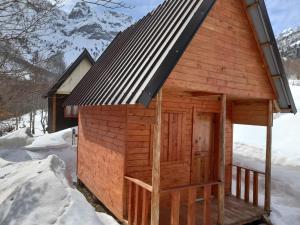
[
  {"xmin": 28, "ymin": 1, "xmax": 134, "ymax": 66},
  {"xmin": 277, "ymin": 27, "xmax": 300, "ymax": 79}
]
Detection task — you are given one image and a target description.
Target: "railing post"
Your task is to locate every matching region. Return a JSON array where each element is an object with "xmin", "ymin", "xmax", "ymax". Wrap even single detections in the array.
[
  {"xmin": 236, "ymin": 166, "xmax": 241, "ymax": 198},
  {"xmin": 218, "ymin": 94, "xmax": 226, "ymax": 225},
  {"xmin": 187, "ymin": 188, "xmax": 197, "ymax": 225},
  {"xmin": 151, "ymin": 90, "xmax": 162, "ymax": 225},
  {"xmin": 128, "ymin": 182, "xmax": 134, "ymax": 225},
  {"xmin": 265, "ymin": 100, "xmax": 273, "ymax": 214},
  {"xmin": 141, "ymin": 189, "xmax": 150, "ymax": 225},
  {"xmin": 244, "ymin": 169, "xmax": 250, "ymax": 203},
  {"xmin": 134, "ymin": 186, "xmax": 141, "ymax": 225},
  {"xmin": 204, "ymin": 185, "xmax": 212, "ymax": 225},
  {"xmin": 253, "ymin": 172, "xmax": 259, "ymax": 207},
  {"xmin": 170, "ymin": 191, "xmax": 181, "ymax": 225}
]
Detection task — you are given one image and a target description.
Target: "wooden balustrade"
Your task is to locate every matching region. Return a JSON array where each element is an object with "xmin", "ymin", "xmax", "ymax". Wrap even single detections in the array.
[
  {"xmin": 161, "ymin": 181, "xmax": 221, "ymax": 225},
  {"xmin": 125, "ymin": 176, "xmax": 152, "ymax": 225},
  {"xmin": 232, "ymin": 164, "xmax": 265, "ymax": 207},
  {"xmin": 125, "ymin": 177, "xmax": 221, "ymax": 225}
]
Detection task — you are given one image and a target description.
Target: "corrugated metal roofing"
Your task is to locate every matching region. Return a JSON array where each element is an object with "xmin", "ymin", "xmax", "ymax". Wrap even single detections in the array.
[
  {"xmin": 45, "ymin": 49, "xmax": 95, "ymax": 98},
  {"xmin": 65, "ymin": 0, "xmax": 296, "ymax": 114},
  {"xmin": 244, "ymin": 0, "xmax": 296, "ymax": 113},
  {"xmin": 64, "ymin": 0, "xmax": 216, "ymax": 107}
]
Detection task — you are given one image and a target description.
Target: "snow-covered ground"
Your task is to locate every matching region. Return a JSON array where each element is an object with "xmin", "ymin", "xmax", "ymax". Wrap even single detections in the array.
[
  {"xmin": 0, "ymin": 128, "xmax": 119, "ymax": 225},
  {"xmin": 234, "ymin": 83, "xmax": 300, "ymax": 225}
]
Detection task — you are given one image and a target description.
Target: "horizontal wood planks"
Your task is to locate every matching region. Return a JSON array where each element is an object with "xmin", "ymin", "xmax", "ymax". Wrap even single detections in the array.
[
  {"xmin": 77, "ymin": 106, "xmax": 127, "ymax": 219},
  {"xmin": 232, "ymin": 101, "xmax": 269, "ymax": 126},
  {"xmin": 164, "ymin": 0, "xmax": 275, "ymax": 100}
]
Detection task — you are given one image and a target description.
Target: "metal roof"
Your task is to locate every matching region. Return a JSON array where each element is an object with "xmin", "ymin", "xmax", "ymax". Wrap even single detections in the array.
[
  {"xmin": 64, "ymin": 0, "xmax": 216, "ymax": 107},
  {"xmin": 244, "ymin": 0, "xmax": 296, "ymax": 113},
  {"xmin": 65, "ymin": 0, "xmax": 296, "ymax": 114},
  {"xmin": 44, "ymin": 49, "xmax": 95, "ymax": 98}
]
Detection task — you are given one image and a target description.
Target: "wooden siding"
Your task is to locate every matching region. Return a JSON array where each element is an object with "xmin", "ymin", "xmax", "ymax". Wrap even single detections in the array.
[
  {"xmin": 77, "ymin": 106, "xmax": 127, "ymax": 219},
  {"xmin": 164, "ymin": 0, "xmax": 275, "ymax": 100},
  {"xmin": 126, "ymin": 90, "xmax": 233, "ymax": 194},
  {"xmin": 232, "ymin": 100, "xmax": 269, "ymax": 126}
]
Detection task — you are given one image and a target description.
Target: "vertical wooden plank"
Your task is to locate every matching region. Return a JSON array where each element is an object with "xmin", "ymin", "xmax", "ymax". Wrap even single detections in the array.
[
  {"xmin": 236, "ymin": 167, "xmax": 241, "ymax": 199},
  {"xmin": 151, "ymin": 90, "xmax": 162, "ymax": 225},
  {"xmin": 204, "ymin": 185, "xmax": 212, "ymax": 225},
  {"xmin": 244, "ymin": 169, "xmax": 250, "ymax": 203},
  {"xmin": 141, "ymin": 189, "xmax": 150, "ymax": 225},
  {"xmin": 128, "ymin": 182, "xmax": 133, "ymax": 225},
  {"xmin": 170, "ymin": 191, "xmax": 181, "ymax": 225},
  {"xmin": 134, "ymin": 185, "xmax": 140, "ymax": 225},
  {"xmin": 265, "ymin": 100, "xmax": 273, "ymax": 214},
  {"xmin": 218, "ymin": 94, "xmax": 226, "ymax": 225},
  {"xmin": 253, "ymin": 172, "xmax": 259, "ymax": 207},
  {"xmin": 187, "ymin": 188, "xmax": 197, "ymax": 225}
]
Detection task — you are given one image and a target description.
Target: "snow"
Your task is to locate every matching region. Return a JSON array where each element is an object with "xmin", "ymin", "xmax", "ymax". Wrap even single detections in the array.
[
  {"xmin": 233, "ymin": 82, "xmax": 300, "ymax": 225},
  {"xmin": 0, "ymin": 155, "xmax": 117, "ymax": 225}
]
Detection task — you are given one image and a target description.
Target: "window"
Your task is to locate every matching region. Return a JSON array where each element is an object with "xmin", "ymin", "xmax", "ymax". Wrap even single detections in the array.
[{"xmin": 64, "ymin": 105, "xmax": 79, "ymax": 118}]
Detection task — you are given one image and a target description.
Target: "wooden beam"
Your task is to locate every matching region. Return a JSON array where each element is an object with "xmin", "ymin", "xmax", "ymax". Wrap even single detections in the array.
[
  {"xmin": 265, "ymin": 100, "xmax": 273, "ymax": 214},
  {"xmin": 218, "ymin": 94, "xmax": 226, "ymax": 225},
  {"xmin": 150, "ymin": 90, "xmax": 162, "ymax": 225}
]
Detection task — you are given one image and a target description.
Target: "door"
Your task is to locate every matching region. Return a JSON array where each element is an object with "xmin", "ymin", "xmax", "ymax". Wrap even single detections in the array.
[{"xmin": 191, "ymin": 111, "xmax": 216, "ymax": 184}]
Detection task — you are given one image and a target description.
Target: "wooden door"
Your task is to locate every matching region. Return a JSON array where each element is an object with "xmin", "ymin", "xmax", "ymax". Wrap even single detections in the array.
[{"xmin": 191, "ymin": 111, "xmax": 215, "ymax": 184}]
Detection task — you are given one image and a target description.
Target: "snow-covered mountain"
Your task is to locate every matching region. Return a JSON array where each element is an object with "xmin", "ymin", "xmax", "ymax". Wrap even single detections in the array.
[
  {"xmin": 28, "ymin": 1, "xmax": 134, "ymax": 65},
  {"xmin": 276, "ymin": 27, "xmax": 300, "ymax": 79},
  {"xmin": 277, "ymin": 27, "xmax": 300, "ymax": 59}
]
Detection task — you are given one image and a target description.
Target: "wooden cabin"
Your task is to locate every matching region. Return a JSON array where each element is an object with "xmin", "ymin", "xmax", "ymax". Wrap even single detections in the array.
[
  {"xmin": 45, "ymin": 49, "xmax": 95, "ymax": 133},
  {"xmin": 65, "ymin": 0, "xmax": 296, "ymax": 225}
]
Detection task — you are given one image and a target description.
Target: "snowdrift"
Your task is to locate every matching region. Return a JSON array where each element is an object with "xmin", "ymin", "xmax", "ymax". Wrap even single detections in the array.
[
  {"xmin": 0, "ymin": 155, "xmax": 118, "ymax": 225},
  {"xmin": 0, "ymin": 128, "xmax": 33, "ymax": 149}
]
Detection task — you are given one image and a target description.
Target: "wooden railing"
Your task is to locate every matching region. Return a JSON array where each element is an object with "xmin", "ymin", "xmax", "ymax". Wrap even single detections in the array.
[
  {"xmin": 232, "ymin": 164, "xmax": 265, "ymax": 207},
  {"xmin": 161, "ymin": 181, "xmax": 221, "ymax": 225},
  {"xmin": 125, "ymin": 176, "xmax": 152, "ymax": 225}
]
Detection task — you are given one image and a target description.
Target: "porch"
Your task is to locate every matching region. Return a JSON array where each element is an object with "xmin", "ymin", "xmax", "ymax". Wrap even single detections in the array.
[{"xmin": 125, "ymin": 162, "xmax": 266, "ymax": 225}]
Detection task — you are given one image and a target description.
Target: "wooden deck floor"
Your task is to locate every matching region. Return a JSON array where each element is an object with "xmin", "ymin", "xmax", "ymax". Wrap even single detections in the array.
[{"xmin": 160, "ymin": 195, "xmax": 265, "ymax": 225}]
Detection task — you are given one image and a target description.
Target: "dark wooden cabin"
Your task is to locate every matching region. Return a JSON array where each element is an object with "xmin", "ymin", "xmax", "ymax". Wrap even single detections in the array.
[
  {"xmin": 45, "ymin": 49, "xmax": 95, "ymax": 133},
  {"xmin": 65, "ymin": 0, "xmax": 296, "ymax": 225}
]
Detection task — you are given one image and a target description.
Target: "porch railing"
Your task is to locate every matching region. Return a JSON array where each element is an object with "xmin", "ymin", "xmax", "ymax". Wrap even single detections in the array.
[
  {"xmin": 125, "ymin": 176, "xmax": 221, "ymax": 225},
  {"xmin": 161, "ymin": 181, "xmax": 221, "ymax": 225},
  {"xmin": 232, "ymin": 164, "xmax": 265, "ymax": 207},
  {"xmin": 125, "ymin": 176, "xmax": 152, "ymax": 225}
]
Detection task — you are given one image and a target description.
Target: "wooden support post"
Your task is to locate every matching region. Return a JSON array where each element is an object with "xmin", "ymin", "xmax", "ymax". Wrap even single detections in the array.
[
  {"xmin": 52, "ymin": 95, "xmax": 57, "ymax": 133},
  {"xmin": 265, "ymin": 100, "xmax": 273, "ymax": 214},
  {"xmin": 170, "ymin": 191, "xmax": 180, "ymax": 225},
  {"xmin": 218, "ymin": 94, "xmax": 226, "ymax": 225},
  {"xmin": 141, "ymin": 189, "xmax": 150, "ymax": 225},
  {"xmin": 151, "ymin": 90, "xmax": 162, "ymax": 225}
]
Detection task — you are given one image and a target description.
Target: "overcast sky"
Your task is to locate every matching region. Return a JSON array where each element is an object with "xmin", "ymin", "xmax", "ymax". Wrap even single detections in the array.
[{"xmin": 64, "ymin": 0, "xmax": 300, "ymax": 35}]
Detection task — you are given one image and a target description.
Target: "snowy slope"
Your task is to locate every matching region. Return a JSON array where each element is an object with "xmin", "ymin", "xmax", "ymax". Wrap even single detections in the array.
[{"xmin": 0, "ymin": 155, "xmax": 118, "ymax": 225}]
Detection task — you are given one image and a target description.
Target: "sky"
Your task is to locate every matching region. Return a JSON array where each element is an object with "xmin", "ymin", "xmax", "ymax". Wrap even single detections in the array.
[{"xmin": 63, "ymin": 0, "xmax": 300, "ymax": 35}]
